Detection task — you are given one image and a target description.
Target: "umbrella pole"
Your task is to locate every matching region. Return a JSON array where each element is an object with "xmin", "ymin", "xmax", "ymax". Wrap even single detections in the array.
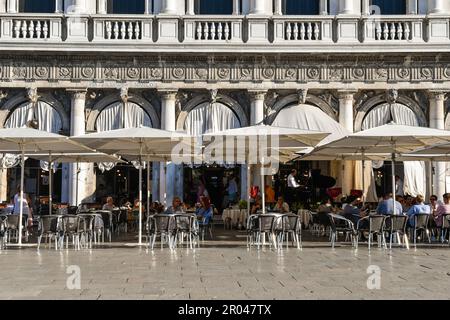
[
  {"xmin": 75, "ymin": 162, "xmax": 79, "ymax": 207},
  {"xmin": 49, "ymin": 151, "xmax": 52, "ymax": 215},
  {"xmin": 261, "ymin": 158, "xmax": 266, "ymax": 214},
  {"xmin": 247, "ymin": 164, "xmax": 251, "ymax": 218},
  {"xmin": 391, "ymin": 153, "xmax": 396, "ymax": 215},
  {"xmin": 18, "ymin": 146, "xmax": 24, "ymax": 245},
  {"xmin": 362, "ymin": 149, "xmax": 365, "ymax": 205},
  {"xmin": 147, "ymin": 157, "xmax": 150, "ymax": 217}
]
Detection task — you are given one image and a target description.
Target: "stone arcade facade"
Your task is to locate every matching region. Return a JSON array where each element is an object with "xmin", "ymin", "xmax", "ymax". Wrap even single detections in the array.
[{"xmin": 0, "ymin": 0, "xmax": 449, "ymax": 205}]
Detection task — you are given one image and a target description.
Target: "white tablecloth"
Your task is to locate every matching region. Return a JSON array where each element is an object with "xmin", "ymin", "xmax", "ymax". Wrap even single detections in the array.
[{"xmin": 222, "ymin": 209, "xmax": 247, "ymax": 227}]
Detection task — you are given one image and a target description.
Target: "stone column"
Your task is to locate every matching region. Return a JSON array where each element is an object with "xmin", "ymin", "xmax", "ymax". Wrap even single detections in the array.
[
  {"xmin": 429, "ymin": 91, "xmax": 447, "ymax": 200},
  {"xmin": 67, "ymin": 90, "xmax": 87, "ymax": 206},
  {"xmin": 97, "ymin": 0, "xmax": 107, "ymax": 14},
  {"xmin": 160, "ymin": 0, "xmax": 179, "ymax": 14},
  {"xmin": 249, "ymin": 90, "xmax": 267, "ymax": 125},
  {"xmin": 339, "ymin": 0, "xmax": 356, "ymax": 14},
  {"xmin": 249, "ymin": 91, "xmax": 267, "ymax": 190},
  {"xmin": 0, "ymin": 0, "xmax": 5, "ymax": 13},
  {"xmin": 145, "ymin": 0, "xmax": 153, "ymax": 14},
  {"xmin": 7, "ymin": 0, "xmax": 18, "ymax": 13},
  {"xmin": 274, "ymin": 0, "xmax": 282, "ymax": 15},
  {"xmin": 428, "ymin": 0, "xmax": 446, "ymax": 14},
  {"xmin": 186, "ymin": 0, "xmax": 194, "ymax": 15},
  {"xmin": 320, "ymin": 0, "xmax": 328, "ymax": 15},
  {"xmin": 232, "ymin": 0, "xmax": 240, "ymax": 15},
  {"xmin": 338, "ymin": 90, "xmax": 356, "ymax": 196},
  {"xmin": 407, "ymin": 0, "xmax": 418, "ymax": 14},
  {"xmin": 361, "ymin": 0, "xmax": 370, "ymax": 15},
  {"xmin": 55, "ymin": 0, "xmax": 64, "ymax": 13},
  {"xmin": 249, "ymin": 0, "xmax": 267, "ymax": 14},
  {"xmin": 160, "ymin": 90, "xmax": 178, "ymax": 206}
]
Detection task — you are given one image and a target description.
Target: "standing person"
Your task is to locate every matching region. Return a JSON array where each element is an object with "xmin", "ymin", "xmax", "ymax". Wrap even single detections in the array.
[
  {"xmin": 287, "ymin": 169, "xmax": 300, "ymax": 204},
  {"xmin": 197, "ymin": 179, "xmax": 209, "ymax": 203},
  {"xmin": 226, "ymin": 175, "xmax": 238, "ymax": 205},
  {"xmin": 13, "ymin": 185, "xmax": 33, "ymax": 230},
  {"xmin": 395, "ymin": 175, "xmax": 404, "ymax": 197}
]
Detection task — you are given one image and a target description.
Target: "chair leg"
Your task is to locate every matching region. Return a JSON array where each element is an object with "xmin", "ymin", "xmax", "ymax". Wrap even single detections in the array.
[
  {"xmin": 37, "ymin": 235, "xmax": 42, "ymax": 250},
  {"xmin": 389, "ymin": 233, "xmax": 393, "ymax": 250},
  {"xmin": 426, "ymin": 229, "xmax": 431, "ymax": 244},
  {"xmin": 404, "ymin": 234, "xmax": 410, "ymax": 250}
]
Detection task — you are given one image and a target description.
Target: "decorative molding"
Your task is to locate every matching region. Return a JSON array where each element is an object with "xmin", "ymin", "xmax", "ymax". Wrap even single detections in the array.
[
  {"xmin": 386, "ymin": 89, "xmax": 399, "ymax": 105},
  {"xmin": 297, "ymin": 89, "xmax": 308, "ymax": 104},
  {"xmin": 1, "ymin": 56, "xmax": 450, "ymax": 86},
  {"xmin": 428, "ymin": 90, "xmax": 448, "ymax": 101}
]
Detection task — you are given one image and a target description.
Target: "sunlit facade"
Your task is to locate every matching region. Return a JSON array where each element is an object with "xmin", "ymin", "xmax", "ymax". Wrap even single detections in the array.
[{"xmin": 0, "ymin": 0, "xmax": 449, "ymax": 209}]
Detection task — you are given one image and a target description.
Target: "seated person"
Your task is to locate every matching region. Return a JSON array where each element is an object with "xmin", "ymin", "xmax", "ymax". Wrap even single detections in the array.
[
  {"xmin": 102, "ymin": 196, "xmax": 115, "ymax": 211},
  {"xmin": 376, "ymin": 193, "xmax": 403, "ymax": 215},
  {"xmin": 407, "ymin": 195, "xmax": 431, "ymax": 227},
  {"xmin": 251, "ymin": 196, "xmax": 262, "ymax": 215},
  {"xmin": 196, "ymin": 196, "xmax": 213, "ymax": 224},
  {"xmin": 434, "ymin": 193, "xmax": 450, "ymax": 228},
  {"xmin": 343, "ymin": 197, "xmax": 368, "ymax": 225},
  {"xmin": 164, "ymin": 197, "xmax": 185, "ymax": 214},
  {"xmin": 317, "ymin": 198, "xmax": 334, "ymax": 214},
  {"xmin": 272, "ymin": 196, "xmax": 290, "ymax": 213}
]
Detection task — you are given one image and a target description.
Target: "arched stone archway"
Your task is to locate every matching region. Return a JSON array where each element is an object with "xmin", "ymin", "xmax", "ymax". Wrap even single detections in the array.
[
  {"xmin": 86, "ymin": 93, "xmax": 160, "ymax": 132},
  {"xmin": 176, "ymin": 93, "xmax": 248, "ymax": 131},
  {"xmin": 354, "ymin": 94, "xmax": 427, "ymax": 132},
  {"xmin": 267, "ymin": 93, "xmax": 337, "ymax": 124},
  {"xmin": 0, "ymin": 92, "xmax": 70, "ymax": 132}
]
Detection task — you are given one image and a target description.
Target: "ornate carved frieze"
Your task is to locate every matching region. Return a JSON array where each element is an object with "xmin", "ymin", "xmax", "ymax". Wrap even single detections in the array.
[{"xmin": 1, "ymin": 55, "xmax": 450, "ymax": 86}]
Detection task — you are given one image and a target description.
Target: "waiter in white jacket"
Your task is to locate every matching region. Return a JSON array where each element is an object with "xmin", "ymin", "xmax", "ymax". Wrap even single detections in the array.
[{"xmin": 287, "ymin": 169, "xmax": 300, "ymax": 204}]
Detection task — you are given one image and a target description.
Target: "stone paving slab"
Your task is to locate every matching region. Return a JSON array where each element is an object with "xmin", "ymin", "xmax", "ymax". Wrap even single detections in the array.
[{"xmin": 1, "ymin": 242, "xmax": 450, "ymax": 300}]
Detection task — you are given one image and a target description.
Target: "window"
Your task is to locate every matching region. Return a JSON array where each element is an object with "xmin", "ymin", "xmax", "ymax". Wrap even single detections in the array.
[
  {"xmin": 285, "ymin": 0, "xmax": 320, "ymax": 15},
  {"xmin": 22, "ymin": 0, "xmax": 55, "ymax": 13},
  {"xmin": 109, "ymin": 0, "xmax": 145, "ymax": 14},
  {"xmin": 198, "ymin": 0, "xmax": 233, "ymax": 15},
  {"xmin": 371, "ymin": 0, "xmax": 406, "ymax": 14}
]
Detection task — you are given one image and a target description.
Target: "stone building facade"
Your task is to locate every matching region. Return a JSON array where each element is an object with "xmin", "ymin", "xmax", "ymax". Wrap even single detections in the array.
[{"xmin": 0, "ymin": 0, "xmax": 449, "ymax": 205}]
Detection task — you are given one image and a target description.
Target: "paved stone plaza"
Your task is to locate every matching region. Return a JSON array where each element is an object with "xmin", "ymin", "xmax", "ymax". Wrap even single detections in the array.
[{"xmin": 1, "ymin": 237, "xmax": 450, "ymax": 300}]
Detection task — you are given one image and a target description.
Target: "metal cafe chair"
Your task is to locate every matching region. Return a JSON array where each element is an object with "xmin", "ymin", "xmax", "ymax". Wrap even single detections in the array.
[
  {"xmin": 357, "ymin": 215, "xmax": 387, "ymax": 249},
  {"xmin": 0, "ymin": 215, "xmax": 7, "ymax": 249},
  {"xmin": 253, "ymin": 214, "xmax": 277, "ymax": 250},
  {"xmin": 412, "ymin": 214, "xmax": 431, "ymax": 247},
  {"xmin": 279, "ymin": 214, "xmax": 302, "ymax": 249},
  {"xmin": 328, "ymin": 213, "xmax": 357, "ymax": 249},
  {"xmin": 37, "ymin": 215, "xmax": 62, "ymax": 250},
  {"xmin": 173, "ymin": 214, "xmax": 198, "ymax": 249},
  {"xmin": 385, "ymin": 215, "xmax": 409, "ymax": 250},
  {"xmin": 147, "ymin": 214, "xmax": 176, "ymax": 250},
  {"xmin": 5, "ymin": 214, "xmax": 28, "ymax": 243},
  {"xmin": 61, "ymin": 215, "xmax": 82, "ymax": 250},
  {"xmin": 441, "ymin": 214, "xmax": 450, "ymax": 244}
]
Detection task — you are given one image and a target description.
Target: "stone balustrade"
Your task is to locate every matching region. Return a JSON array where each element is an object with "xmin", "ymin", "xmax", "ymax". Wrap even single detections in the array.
[
  {"xmin": 93, "ymin": 15, "xmax": 152, "ymax": 41},
  {"xmin": 273, "ymin": 16, "xmax": 333, "ymax": 42},
  {"xmin": 363, "ymin": 15, "xmax": 425, "ymax": 42},
  {"xmin": 0, "ymin": 13, "xmax": 447, "ymax": 45},
  {"xmin": 0, "ymin": 14, "xmax": 62, "ymax": 41},
  {"xmin": 184, "ymin": 16, "xmax": 243, "ymax": 42}
]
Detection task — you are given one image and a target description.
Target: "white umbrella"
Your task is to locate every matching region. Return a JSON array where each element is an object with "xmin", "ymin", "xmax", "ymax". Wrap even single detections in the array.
[
  {"xmin": 72, "ymin": 126, "xmax": 196, "ymax": 245},
  {"xmin": 202, "ymin": 125, "xmax": 330, "ymax": 215},
  {"xmin": 29, "ymin": 153, "xmax": 125, "ymax": 207},
  {"xmin": 0, "ymin": 127, "xmax": 93, "ymax": 245},
  {"xmin": 306, "ymin": 123, "xmax": 450, "ymax": 213}
]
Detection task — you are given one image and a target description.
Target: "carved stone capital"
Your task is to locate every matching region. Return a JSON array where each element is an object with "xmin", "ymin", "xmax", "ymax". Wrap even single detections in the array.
[
  {"xmin": 337, "ymin": 89, "xmax": 358, "ymax": 101},
  {"xmin": 67, "ymin": 89, "xmax": 87, "ymax": 100},
  {"xmin": 159, "ymin": 89, "xmax": 178, "ymax": 101},
  {"xmin": 248, "ymin": 90, "xmax": 267, "ymax": 101},
  {"xmin": 297, "ymin": 89, "xmax": 308, "ymax": 104},
  {"xmin": 428, "ymin": 90, "xmax": 448, "ymax": 101},
  {"xmin": 385, "ymin": 89, "xmax": 399, "ymax": 104},
  {"xmin": 26, "ymin": 87, "xmax": 40, "ymax": 104}
]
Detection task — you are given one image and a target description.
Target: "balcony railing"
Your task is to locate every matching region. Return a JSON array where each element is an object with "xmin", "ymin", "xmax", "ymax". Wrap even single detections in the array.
[
  {"xmin": 0, "ymin": 13, "xmax": 448, "ymax": 46},
  {"xmin": 273, "ymin": 16, "xmax": 333, "ymax": 42},
  {"xmin": 363, "ymin": 15, "xmax": 425, "ymax": 42},
  {"xmin": 184, "ymin": 16, "xmax": 243, "ymax": 42},
  {"xmin": 0, "ymin": 14, "xmax": 62, "ymax": 41},
  {"xmin": 92, "ymin": 15, "xmax": 152, "ymax": 41}
]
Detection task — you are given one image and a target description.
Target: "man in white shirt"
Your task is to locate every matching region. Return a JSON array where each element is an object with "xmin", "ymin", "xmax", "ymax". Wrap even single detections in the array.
[{"xmin": 287, "ymin": 169, "xmax": 300, "ymax": 204}]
